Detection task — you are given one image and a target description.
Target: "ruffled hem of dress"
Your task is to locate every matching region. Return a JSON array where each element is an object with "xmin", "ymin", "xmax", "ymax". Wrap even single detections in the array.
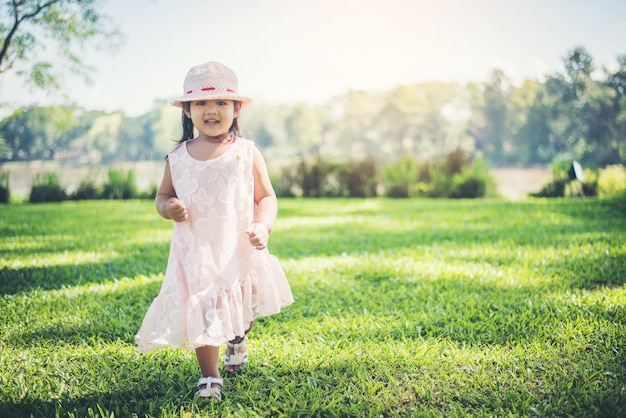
[{"xmin": 135, "ymin": 254, "xmax": 293, "ymax": 353}]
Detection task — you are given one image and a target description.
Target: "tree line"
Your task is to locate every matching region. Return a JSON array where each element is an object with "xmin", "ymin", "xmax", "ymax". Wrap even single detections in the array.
[{"xmin": 1, "ymin": 46, "xmax": 625, "ymax": 170}]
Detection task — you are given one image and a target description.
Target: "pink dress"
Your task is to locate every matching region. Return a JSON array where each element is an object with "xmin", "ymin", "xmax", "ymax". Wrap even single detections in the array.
[{"xmin": 135, "ymin": 138, "xmax": 293, "ymax": 353}]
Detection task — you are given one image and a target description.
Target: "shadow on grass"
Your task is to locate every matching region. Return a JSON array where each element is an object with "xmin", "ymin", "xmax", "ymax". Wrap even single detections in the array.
[
  {"xmin": 1, "ymin": 198, "xmax": 625, "ymax": 417},
  {"xmin": 3, "ymin": 197, "xmax": 623, "ymax": 295},
  {"xmin": 2, "ymin": 268, "xmax": 625, "ymax": 417},
  {"xmin": 267, "ymin": 253, "xmax": 626, "ymax": 347},
  {"xmin": 272, "ymin": 199, "xmax": 625, "ymax": 260},
  {"xmin": 0, "ymin": 363, "xmax": 209, "ymax": 418},
  {"xmin": 0, "ymin": 242, "xmax": 169, "ymax": 295}
]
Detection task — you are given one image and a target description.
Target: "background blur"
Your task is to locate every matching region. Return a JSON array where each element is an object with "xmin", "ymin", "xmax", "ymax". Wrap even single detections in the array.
[{"xmin": 1, "ymin": 0, "xmax": 625, "ymax": 199}]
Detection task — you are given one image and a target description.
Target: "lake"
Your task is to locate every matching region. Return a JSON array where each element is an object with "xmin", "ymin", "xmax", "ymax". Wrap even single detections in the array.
[{"xmin": 0, "ymin": 161, "xmax": 551, "ymax": 200}]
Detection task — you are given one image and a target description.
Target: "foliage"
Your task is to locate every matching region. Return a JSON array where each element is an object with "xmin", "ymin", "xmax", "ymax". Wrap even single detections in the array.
[
  {"xmin": 0, "ymin": 198, "xmax": 624, "ymax": 417},
  {"xmin": 0, "ymin": 171, "xmax": 9, "ymax": 203},
  {"xmin": 21, "ymin": 167, "xmax": 156, "ymax": 202},
  {"xmin": 530, "ymin": 161, "xmax": 575, "ymax": 198},
  {"xmin": 381, "ymin": 156, "xmax": 418, "ymax": 197},
  {"xmin": 379, "ymin": 150, "xmax": 495, "ymax": 198},
  {"xmin": 280, "ymin": 155, "xmax": 378, "ymax": 198},
  {"xmin": 528, "ymin": 162, "xmax": 626, "ymax": 198},
  {"xmin": 101, "ymin": 168, "xmax": 138, "ymax": 200},
  {"xmin": 337, "ymin": 155, "xmax": 379, "ymax": 198},
  {"xmin": 473, "ymin": 69, "xmax": 511, "ymax": 162},
  {"xmin": 0, "ymin": 105, "xmax": 180, "ymax": 164},
  {"xmin": 71, "ymin": 169, "xmax": 101, "ymax": 200},
  {"xmin": 1, "ymin": 46, "xmax": 625, "ymax": 174},
  {"xmin": 0, "ymin": 0, "xmax": 121, "ymax": 93},
  {"xmin": 275, "ymin": 151, "xmax": 493, "ymax": 199},
  {"xmin": 598, "ymin": 164, "xmax": 626, "ymax": 197},
  {"xmin": 28, "ymin": 171, "xmax": 67, "ymax": 203},
  {"xmin": 0, "ymin": 106, "xmax": 78, "ymax": 160}
]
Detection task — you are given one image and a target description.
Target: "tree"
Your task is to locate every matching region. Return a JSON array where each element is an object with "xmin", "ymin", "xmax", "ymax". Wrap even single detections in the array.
[
  {"xmin": 604, "ymin": 55, "xmax": 626, "ymax": 164},
  {"xmin": 378, "ymin": 85, "xmax": 428, "ymax": 159},
  {"xmin": 478, "ymin": 69, "xmax": 511, "ymax": 164},
  {"xmin": 0, "ymin": 0, "xmax": 121, "ymax": 93},
  {"xmin": 511, "ymin": 86, "xmax": 553, "ymax": 164},
  {"xmin": 0, "ymin": 105, "xmax": 76, "ymax": 160},
  {"xmin": 284, "ymin": 104, "xmax": 329, "ymax": 155},
  {"xmin": 508, "ymin": 80, "xmax": 554, "ymax": 165},
  {"xmin": 543, "ymin": 46, "xmax": 625, "ymax": 167}
]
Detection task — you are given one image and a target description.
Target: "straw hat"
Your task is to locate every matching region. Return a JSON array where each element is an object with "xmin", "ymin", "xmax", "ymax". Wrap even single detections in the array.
[{"xmin": 171, "ymin": 61, "xmax": 251, "ymax": 107}]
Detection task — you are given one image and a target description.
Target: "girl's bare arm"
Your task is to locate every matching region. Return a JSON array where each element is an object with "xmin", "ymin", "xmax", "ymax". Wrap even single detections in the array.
[{"xmin": 155, "ymin": 160, "xmax": 188, "ymax": 222}]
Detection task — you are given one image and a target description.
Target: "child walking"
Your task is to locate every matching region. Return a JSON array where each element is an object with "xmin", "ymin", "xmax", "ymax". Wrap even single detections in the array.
[{"xmin": 135, "ymin": 61, "xmax": 294, "ymax": 402}]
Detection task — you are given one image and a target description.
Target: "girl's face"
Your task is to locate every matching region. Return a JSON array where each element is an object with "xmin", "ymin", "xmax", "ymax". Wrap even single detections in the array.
[{"xmin": 185, "ymin": 99, "xmax": 240, "ymax": 140}]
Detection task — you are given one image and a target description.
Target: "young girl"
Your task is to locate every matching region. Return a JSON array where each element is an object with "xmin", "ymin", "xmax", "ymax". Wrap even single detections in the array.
[{"xmin": 135, "ymin": 61, "xmax": 293, "ymax": 402}]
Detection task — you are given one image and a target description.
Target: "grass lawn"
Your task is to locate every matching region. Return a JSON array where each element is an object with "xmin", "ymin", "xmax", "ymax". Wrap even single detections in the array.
[{"xmin": 1, "ymin": 197, "xmax": 625, "ymax": 417}]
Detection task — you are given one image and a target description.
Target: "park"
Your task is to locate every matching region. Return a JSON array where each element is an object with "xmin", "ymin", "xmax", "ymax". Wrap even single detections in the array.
[
  {"xmin": 1, "ymin": 197, "xmax": 625, "ymax": 416},
  {"xmin": 1, "ymin": 1, "xmax": 626, "ymax": 417}
]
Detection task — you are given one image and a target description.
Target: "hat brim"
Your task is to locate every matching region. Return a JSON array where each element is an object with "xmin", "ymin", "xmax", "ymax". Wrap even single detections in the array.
[{"xmin": 171, "ymin": 93, "xmax": 252, "ymax": 107}]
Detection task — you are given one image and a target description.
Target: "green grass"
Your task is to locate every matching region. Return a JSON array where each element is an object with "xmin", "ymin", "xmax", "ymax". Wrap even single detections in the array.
[{"xmin": 1, "ymin": 197, "xmax": 625, "ymax": 417}]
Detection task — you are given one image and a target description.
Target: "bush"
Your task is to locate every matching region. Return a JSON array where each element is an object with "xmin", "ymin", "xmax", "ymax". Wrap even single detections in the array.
[
  {"xmin": 298, "ymin": 156, "xmax": 327, "ymax": 197},
  {"xmin": 287, "ymin": 156, "xmax": 375, "ymax": 198},
  {"xmin": 382, "ymin": 151, "xmax": 494, "ymax": 199},
  {"xmin": 530, "ymin": 178, "xmax": 568, "ymax": 198},
  {"xmin": 272, "ymin": 168, "xmax": 299, "ymax": 198},
  {"xmin": 0, "ymin": 171, "xmax": 9, "ymax": 203},
  {"xmin": 531, "ymin": 161, "xmax": 602, "ymax": 198},
  {"xmin": 101, "ymin": 168, "xmax": 138, "ymax": 199},
  {"xmin": 71, "ymin": 170, "xmax": 101, "ymax": 200},
  {"xmin": 337, "ymin": 156, "xmax": 378, "ymax": 197},
  {"xmin": 278, "ymin": 151, "xmax": 495, "ymax": 199},
  {"xmin": 576, "ymin": 168, "xmax": 598, "ymax": 197},
  {"xmin": 138, "ymin": 184, "xmax": 158, "ymax": 200},
  {"xmin": 598, "ymin": 165, "xmax": 626, "ymax": 197},
  {"xmin": 381, "ymin": 157, "xmax": 418, "ymax": 198},
  {"xmin": 29, "ymin": 172, "xmax": 67, "ymax": 203}
]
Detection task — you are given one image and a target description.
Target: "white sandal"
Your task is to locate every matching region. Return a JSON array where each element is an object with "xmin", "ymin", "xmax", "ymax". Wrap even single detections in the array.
[
  {"xmin": 224, "ymin": 336, "xmax": 248, "ymax": 373},
  {"xmin": 195, "ymin": 376, "xmax": 223, "ymax": 402}
]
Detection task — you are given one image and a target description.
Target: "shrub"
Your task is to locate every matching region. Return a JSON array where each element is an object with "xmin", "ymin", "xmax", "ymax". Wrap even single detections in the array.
[
  {"xmin": 424, "ymin": 166, "xmax": 453, "ymax": 198},
  {"xmin": 597, "ymin": 165, "xmax": 626, "ymax": 197},
  {"xmin": 577, "ymin": 168, "xmax": 598, "ymax": 197},
  {"xmin": 402, "ymin": 152, "xmax": 494, "ymax": 199},
  {"xmin": 530, "ymin": 178, "xmax": 567, "ymax": 198},
  {"xmin": 279, "ymin": 151, "xmax": 495, "ymax": 199},
  {"xmin": 298, "ymin": 156, "xmax": 326, "ymax": 197},
  {"xmin": 0, "ymin": 171, "xmax": 9, "ymax": 203},
  {"xmin": 381, "ymin": 156, "xmax": 418, "ymax": 198},
  {"xmin": 29, "ymin": 172, "xmax": 67, "ymax": 203},
  {"xmin": 71, "ymin": 170, "xmax": 101, "ymax": 200},
  {"xmin": 450, "ymin": 158, "xmax": 495, "ymax": 198},
  {"xmin": 272, "ymin": 168, "xmax": 299, "ymax": 198},
  {"xmin": 138, "ymin": 184, "xmax": 158, "ymax": 200},
  {"xmin": 337, "ymin": 156, "xmax": 378, "ymax": 197},
  {"xmin": 276, "ymin": 155, "xmax": 379, "ymax": 198},
  {"xmin": 532, "ymin": 161, "xmax": 601, "ymax": 198},
  {"xmin": 101, "ymin": 168, "xmax": 138, "ymax": 199}
]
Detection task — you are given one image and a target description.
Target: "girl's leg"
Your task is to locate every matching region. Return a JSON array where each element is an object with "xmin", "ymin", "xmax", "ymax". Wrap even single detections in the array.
[
  {"xmin": 195, "ymin": 345, "xmax": 220, "ymax": 383},
  {"xmin": 195, "ymin": 345, "xmax": 224, "ymax": 401},
  {"xmin": 225, "ymin": 321, "xmax": 255, "ymax": 373}
]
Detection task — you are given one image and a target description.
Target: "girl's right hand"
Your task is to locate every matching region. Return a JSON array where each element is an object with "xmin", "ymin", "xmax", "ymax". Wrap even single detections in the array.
[{"xmin": 167, "ymin": 197, "xmax": 188, "ymax": 222}]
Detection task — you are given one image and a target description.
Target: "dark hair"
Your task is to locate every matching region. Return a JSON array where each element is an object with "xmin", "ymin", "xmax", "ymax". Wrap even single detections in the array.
[{"xmin": 177, "ymin": 102, "xmax": 241, "ymax": 143}]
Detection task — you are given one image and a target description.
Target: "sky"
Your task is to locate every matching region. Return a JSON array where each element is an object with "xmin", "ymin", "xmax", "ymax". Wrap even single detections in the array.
[{"xmin": 1, "ymin": 0, "xmax": 626, "ymax": 116}]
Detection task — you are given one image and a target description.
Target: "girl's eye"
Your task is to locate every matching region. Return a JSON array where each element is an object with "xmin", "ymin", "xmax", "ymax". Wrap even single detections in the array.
[{"xmin": 218, "ymin": 101, "xmax": 228, "ymax": 106}]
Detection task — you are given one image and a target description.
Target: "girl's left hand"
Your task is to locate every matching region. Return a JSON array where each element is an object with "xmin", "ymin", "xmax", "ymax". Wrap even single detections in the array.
[{"xmin": 245, "ymin": 222, "xmax": 269, "ymax": 250}]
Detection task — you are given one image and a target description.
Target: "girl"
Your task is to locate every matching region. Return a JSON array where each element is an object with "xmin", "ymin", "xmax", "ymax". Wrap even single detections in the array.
[{"xmin": 135, "ymin": 61, "xmax": 293, "ymax": 402}]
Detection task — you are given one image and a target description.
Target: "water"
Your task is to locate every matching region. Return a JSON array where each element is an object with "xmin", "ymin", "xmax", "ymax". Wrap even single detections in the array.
[
  {"xmin": 0, "ymin": 161, "xmax": 551, "ymax": 200},
  {"xmin": 1, "ymin": 160, "xmax": 164, "ymax": 198}
]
